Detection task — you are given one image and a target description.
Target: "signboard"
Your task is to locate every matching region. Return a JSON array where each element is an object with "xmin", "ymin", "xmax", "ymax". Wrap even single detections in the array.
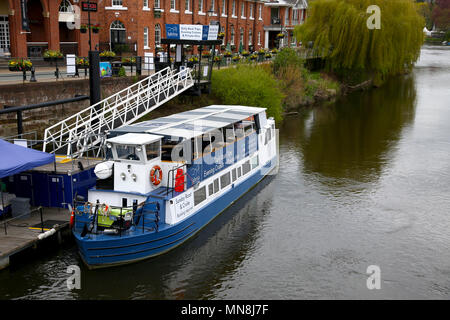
[
  {"xmin": 20, "ymin": 0, "xmax": 30, "ymax": 32},
  {"xmin": 81, "ymin": 2, "xmax": 98, "ymax": 12},
  {"xmin": 99, "ymin": 62, "xmax": 112, "ymax": 78},
  {"xmin": 66, "ymin": 54, "xmax": 76, "ymax": 76},
  {"xmin": 165, "ymin": 24, "xmax": 218, "ymax": 41}
]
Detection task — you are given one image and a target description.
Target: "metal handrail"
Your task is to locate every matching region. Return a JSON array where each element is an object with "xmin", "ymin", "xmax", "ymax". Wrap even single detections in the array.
[{"xmin": 0, "ymin": 207, "xmax": 44, "ymax": 235}]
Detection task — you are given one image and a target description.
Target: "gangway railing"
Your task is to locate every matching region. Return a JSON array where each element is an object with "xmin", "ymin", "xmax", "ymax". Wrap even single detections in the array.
[{"xmin": 42, "ymin": 67, "xmax": 194, "ymax": 158}]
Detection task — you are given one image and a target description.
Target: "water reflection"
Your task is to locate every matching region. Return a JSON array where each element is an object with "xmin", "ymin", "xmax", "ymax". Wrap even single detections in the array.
[
  {"xmin": 0, "ymin": 176, "xmax": 275, "ymax": 300},
  {"xmin": 282, "ymin": 74, "xmax": 417, "ymax": 188}
]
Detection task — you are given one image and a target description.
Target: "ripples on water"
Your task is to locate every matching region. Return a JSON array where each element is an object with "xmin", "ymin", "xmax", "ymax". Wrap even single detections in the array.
[{"xmin": 0, "ymin": 46, "xmax": 449, "ymax": 299}]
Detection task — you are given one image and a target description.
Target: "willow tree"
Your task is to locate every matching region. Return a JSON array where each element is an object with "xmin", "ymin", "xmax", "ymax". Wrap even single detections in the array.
[{"xmin": 294, "ymin": 0, "xmax": 424, "ymax": 85}]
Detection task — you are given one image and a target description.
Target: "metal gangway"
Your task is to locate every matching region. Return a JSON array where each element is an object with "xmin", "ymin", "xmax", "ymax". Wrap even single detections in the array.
[{"xmin": 43, "ymin": 67, "xmax": 194, "ymax": 158}]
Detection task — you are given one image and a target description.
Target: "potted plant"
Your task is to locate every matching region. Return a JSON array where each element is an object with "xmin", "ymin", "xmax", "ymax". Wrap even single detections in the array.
[
  {"xmin": 249, "ymin": 54, "xmax": 257, "ymax": 61},
  {"xmin": 232, "ymin": 55, "xmax": 241, "ymax": 63},
  {"xmin": 8, "ymin": 59, "xmax": 32, "ymax": 72},
  {"xmin": 241, "ymin": 50, "xmax": 250, "ymax": 57},
  {"xmin": 80, "ymin": 25, "xmax": 88, "ymax": 34},
  {"xmin": 91, "ymin": 24, "xmax": 100, "ymax": 34},
  {"xmin": 187, "ymin": 56, "xmax": 198, "ymax": 68},
  {"xmin": 218, "ymin": 32, "xmax": 225, "ymax": 40},
  {"xmin": 258, "ymin": 48, "xmax": 266, "ymax": 55},
  {"xmin": 224, "ymin": 51, "xmax": 232, "ymax": 58},
  {"xmin": 76, "ymin": 57, "xmax": 89, "ymax": 68},
  {"xmin": 43, "ymin": 50, "xmax": 63, "ymax": 61},
  {"xmin": 201, "ymin": 51, "xmax": 211, "ymax": 58},
  {"xmin": 276, "ymin": 33, "xmax": 285, "ymax": 40},
  {"xmin": 271, "ymin": 48, "xmax": 279, "ymax": 54},
  {"xmin": 99, "ymin": 50, "xmax": 116, "ymax": 61},
  {"xmin": 265, "ymin": 53, "xmax": 272, "ymax": 59},
  {"xmin": 121, "ymin": 57, "xmax": 136, "ymax": 66}
]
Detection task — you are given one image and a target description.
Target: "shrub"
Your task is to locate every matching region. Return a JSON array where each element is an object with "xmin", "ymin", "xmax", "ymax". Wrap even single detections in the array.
[
  {"xmin": 211, "ymin": 65, "xmax": 284, "ymax": 122},
  {"xmin": 272, "ymin": 47, "xmax": 304, "ymax": 76},
  {"xmin": 118, "ymin": 66, "xmax": 126, "ymax": 77}
]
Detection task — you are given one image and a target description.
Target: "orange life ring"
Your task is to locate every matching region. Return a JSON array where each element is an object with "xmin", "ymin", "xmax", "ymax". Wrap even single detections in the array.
[{"xmin": 150, "ymin": 165, "xmax": 163, "ymax": 186}]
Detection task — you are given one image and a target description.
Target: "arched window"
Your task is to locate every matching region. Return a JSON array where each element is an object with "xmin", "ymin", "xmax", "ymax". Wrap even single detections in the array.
[
  {"xmin": 59, "ymin": 0, "xmax": 74, "ymax": 13},
  {"xmin": 155, "ymin": 24, "xmax": 161, "ymax": 46},
  {"xmin": 110, "ymin": 20, "xmax": 126, "ymax": 51},
  {"xmin": 230, "ymin": 26, "xmax": 234, "ymax": 45}
]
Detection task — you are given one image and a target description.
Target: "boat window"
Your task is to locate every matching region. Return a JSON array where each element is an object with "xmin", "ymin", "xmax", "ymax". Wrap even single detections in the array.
[
  {"xmin": 234, "ymin": 121, "xmax": 245, "ymax": 140},
  {"xmin": 220, "ymin": 171, "xmax": 231, "ymax": 189},
  {"xmin": 223, "ymin": 125, "xmax": 235, "ymax": 144},
  {"xmin": 202, "ymin": 133, "xmax": 212, "ymax": 154},
  {"xmin": 264, "ymin": 128, "xmax": 272, "ymax": 145},
  {"xmin": 214, "ymin": 178, "xmax": 219, "ymax": 193},
  {"xmin": 194, "ymin": 186, "xmax": 207, "ymax": 206},
  {"xmin": 251, "ymin": 155, "xmax": 259, "ymax": 170},
  {"xmin": 243, "ymin": 121, "xmax": 254, "ymax": 136},
  {"xmin": 242, "ymin": 160, "xmax": 251, "ymax": 175},
  {"xmin": 146, "ymin": 141, "xmax": 161, "ymax": 161},
  {"xmin": 115, "ymin": 144, "xmax": 144, "ymax": 162},
  {"xmin": 208, "ymin": 183, "xmax": 214, "ymax": 196},
  {"xmin": 161, "ymin": 137, "xmax": 183, "ymax": 161},
  {"xmin": 237, "ymin": 166, "xmax": 242, "ymax": 178},
  {"xmin": 210, "ymin": 128, "xmax": 225, "ymax": 151},
  {"xmin": 232, "ymin": 168, "xmax": 237, "ymax": 182}
]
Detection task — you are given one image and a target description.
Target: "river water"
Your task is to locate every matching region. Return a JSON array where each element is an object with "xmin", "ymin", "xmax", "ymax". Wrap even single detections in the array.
[{"xmin": 1, "ymin": 45, "xmax": 449, "ymax": 300}]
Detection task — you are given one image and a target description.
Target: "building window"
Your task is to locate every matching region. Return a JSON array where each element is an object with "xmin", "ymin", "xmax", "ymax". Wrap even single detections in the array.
[
  {"xmin": 199, "ymin": 0, "xmax": 203, "ymax": 12},
  {"xmin": 143, "ymin": 0, "xmax": 149, "ymax": 8},
  {"xmin": 155, "ymin": 24, "xmax": 161, "ymax": 45},
  {"xmin": 285, "ymin": 8, "xmax": 289, "ymax": 25},
  {"xmin": 258, "ymin": 31, "xmax": 261, "ymax": 45},
  {"xmin": 240, "ymin": 27, "xmax": 244, "ymax": 45},
  {"xmin": 155, "ymin": 0, "xmax": 160, "ymax": 8},
  {"xmin": 232, "ymin": 0, "xmax": 236, "ymax": 16},
  {"xmin": 171, "ymin": 0, "xmax": 176, "ymax": 10},
  {"xmin": 110, "ymin": 20, "xmax": 126, "ymax": 50},
  {"xmin": 221, "ymin": 0, "xmax": 226, "ymax": 15},
  {"xmin": 241, "ymin": 2, "xmax": 245, "ymax": 17},
  {"xmin": 230, "ymin": 26, "xmax": 235, "ymax": 45},
  {"xmin": 144, "ymin": 27, "xmax": 149, "ymax": 48},
  {"xmin": 59, "ymin": 0, "xmax": 74, "ymax": 12},
  {"xmin": 249, "ymin": 3, "xmax": 253, "ymax": 19},
  {"xmin": 293, "ymin": 9, "xmax": 298, "ymax": 25},
  {"xmin": 185, "ymin": 0, "xmax": 190, "ymax": 11},
  {"xmin": 112, "ymin": 0, "xmax": 123, "ymax": 6},
  {"xmin": 0, "ymin": 16, "xmax": 10, "ymax": 53},
  {"xmin": 211, "ymin": 0, "xmax": 215, "ymax": 11},
  {"xmin": 258, "ymin": 4, "xmax": 262, "ymax": 19},
  {"xmin": 194, "ymin": 186, "xmax": 207, "ymax": 206},
  {"xmin": 248, "ymin": 28, "xmax": 252, "ymax": 46}
]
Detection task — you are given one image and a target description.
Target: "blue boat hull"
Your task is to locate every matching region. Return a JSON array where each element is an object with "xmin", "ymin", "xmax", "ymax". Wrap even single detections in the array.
[{"xmin": 74, "ymin": 157, "xmax": 277, "ymax": 268}]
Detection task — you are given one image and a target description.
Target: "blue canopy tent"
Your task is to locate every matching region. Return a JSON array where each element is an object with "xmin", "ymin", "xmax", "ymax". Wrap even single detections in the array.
[{"xmin": 0, "ymin": 139, "xmax": 55, "ymax": 179}]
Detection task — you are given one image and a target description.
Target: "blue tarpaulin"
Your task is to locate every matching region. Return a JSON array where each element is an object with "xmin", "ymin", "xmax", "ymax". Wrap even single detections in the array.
[{"xmin": 0, "ymin": 139, "xmax": 55, "ymax": 178}]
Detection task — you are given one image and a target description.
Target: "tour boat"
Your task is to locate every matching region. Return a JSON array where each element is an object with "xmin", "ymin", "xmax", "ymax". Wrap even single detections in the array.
[{"xmin": 72, "ymin": 105, "xmax": 278, "ymax": 268}]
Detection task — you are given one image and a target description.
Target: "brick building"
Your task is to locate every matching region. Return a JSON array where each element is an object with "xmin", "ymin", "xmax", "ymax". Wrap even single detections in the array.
[
  {"xmin": 0, "ymin": 0, "xmax": 99, "ymax": 58},
  {"xmin": 97, "ymin": 0, "xmax": 269, "ymax": 57},
  {"xmin": 0, "ymin": 0, "xmax": 308, "ymax": 59}
]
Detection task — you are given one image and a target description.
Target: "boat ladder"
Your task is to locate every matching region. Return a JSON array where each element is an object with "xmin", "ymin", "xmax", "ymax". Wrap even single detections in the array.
[{"xmin": 42, "ymin": 67, "xmax": 194, "ymax": 158}]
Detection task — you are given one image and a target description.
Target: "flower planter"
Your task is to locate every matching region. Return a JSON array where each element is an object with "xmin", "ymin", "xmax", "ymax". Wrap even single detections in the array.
[
  {"xmin": 80, "ymin": 28, "xmax": 87, "ymax": 34},
  {"xmin": 92, "ymin": 28, "xmax": 99, "ymax": 34},
  {"xmin": 44, "ymin": 57, "xmax": 63, "ymax": 62}
]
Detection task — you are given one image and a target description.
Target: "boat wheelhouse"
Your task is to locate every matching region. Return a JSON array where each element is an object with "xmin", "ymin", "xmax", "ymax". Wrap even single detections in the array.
[{"xmin": 72, "ymin": 105, "xmax": 278, "ymax": 268}]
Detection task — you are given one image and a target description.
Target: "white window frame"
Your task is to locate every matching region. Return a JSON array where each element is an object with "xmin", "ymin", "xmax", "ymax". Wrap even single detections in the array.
[
  {"xmin": 285, "ymin": 7, "xmax": 289, "ymax": 25},
  {"xmin": 232, "ymin": 0, "xmax": 236, "ymax": 18},
  {"xmin": 155, "ymin": 24, "xmax": 161, "ymax": 46},
  {"xmin": 199, "ymin": 0, "xmax": 205, "ymax": 14},
  {"xmin": 154, "ymin": 0, "xmax": 161, "ymax": 8},
  {"xmin": 248, "ymin": 28, "xmax": 252, "ymax": 45},
  {"xmin": 144, "ymin": 27, "xmax": 149, "ymax": 48},
  {"xmin": 240, "ymin": 2, "xmax": 245, "ymax": 19},
  {"xmin": 221, "ymin": 0, "xmax": 226, "ymax": 17},
  {"xmin": 249, "ymin": 3, "xmax": 254, "ymax": 19},
  {"xmin": 258, "ymin": 4, "xmax": 262, "ymax": 20},
  {"xmin": 258, "ymin": 31, "xmax": 261, "ymax": 45},
  {"xmin": 230, "ymin": 26, "xmax": 235, "ymax": 45}
]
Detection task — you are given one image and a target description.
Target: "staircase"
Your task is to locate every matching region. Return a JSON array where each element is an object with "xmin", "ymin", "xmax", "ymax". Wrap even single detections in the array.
[{"xmin": 43, "ymin": 66, "xmax": 194, "ymax": 158}]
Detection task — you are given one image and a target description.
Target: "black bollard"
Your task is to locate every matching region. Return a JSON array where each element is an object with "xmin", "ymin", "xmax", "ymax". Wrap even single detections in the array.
[
  {"xmin": 30, "ymin": 67, "xmax": 37, "ymax": 82},
  {"xmin": 136, "ymin": 56, "xmax": 142, "ymax": 76}
]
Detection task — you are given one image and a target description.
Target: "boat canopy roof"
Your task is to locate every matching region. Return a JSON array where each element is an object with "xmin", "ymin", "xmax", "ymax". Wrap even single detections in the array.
[
  {"xmin": 107, "ymin": 133, "xmax": 162, "ymax": 145},
  {"xmin": 110, "ymin": 105, "xmax": 266, "ymax": 140}
]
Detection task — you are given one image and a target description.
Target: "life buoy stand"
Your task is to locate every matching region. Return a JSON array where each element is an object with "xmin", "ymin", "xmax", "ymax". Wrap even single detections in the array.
[{"xmin": 150, "ymin": 165, "xmax": 163, "ymax": 186}]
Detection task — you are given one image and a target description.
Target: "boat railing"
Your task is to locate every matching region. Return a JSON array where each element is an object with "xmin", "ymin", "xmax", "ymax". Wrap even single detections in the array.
[
  {"xmin": 166, "ymin": 163, "xmax": 195, "ymax": 197},
  {"xmin": 73, "ymin": 199, "xmax": 160, "ymax": 236}
]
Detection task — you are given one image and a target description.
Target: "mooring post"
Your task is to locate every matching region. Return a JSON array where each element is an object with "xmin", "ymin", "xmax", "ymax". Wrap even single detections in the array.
[{"xmin": 39, "ymin": 207, "xmax": 44, "ymax": 233}]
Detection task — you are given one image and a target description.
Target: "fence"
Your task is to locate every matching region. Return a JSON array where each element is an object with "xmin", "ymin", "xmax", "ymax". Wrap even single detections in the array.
[{"xmin": 0, "ymin": 207, "xmax": 44, "ymax": 235}]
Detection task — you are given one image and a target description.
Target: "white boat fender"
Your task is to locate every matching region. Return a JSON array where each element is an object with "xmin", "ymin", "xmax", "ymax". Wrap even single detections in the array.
[{"xmin": 37, "ymin": 228, "xmax": 56, "ymax": 240}]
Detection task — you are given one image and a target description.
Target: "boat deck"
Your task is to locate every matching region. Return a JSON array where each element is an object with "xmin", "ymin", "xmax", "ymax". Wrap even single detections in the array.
[{"xmin": 32, "ymin": 157, "xmax": 103, "ymax": 174}]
